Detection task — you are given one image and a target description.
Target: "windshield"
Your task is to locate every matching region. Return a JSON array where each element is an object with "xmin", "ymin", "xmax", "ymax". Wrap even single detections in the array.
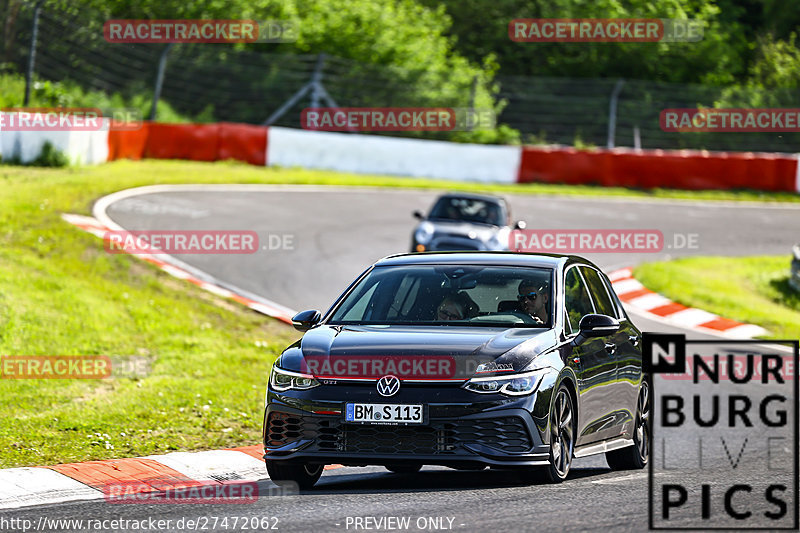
[
  {"xmin": 329, "ymin": 265, "xmax": 553, "ymax": 328},
  {"xmin": 428, "ymin": 197, "xmax": 505, "ymax": 226}
]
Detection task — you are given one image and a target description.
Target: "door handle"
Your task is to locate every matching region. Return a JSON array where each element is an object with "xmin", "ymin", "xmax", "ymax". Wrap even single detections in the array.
[
  {"xmin": 605, "ymin": 342, "xmax": 617, "ymax": 355},
  {"xmin": 628, "ymin": 335, "xmax": 640, "ymax": 347}
]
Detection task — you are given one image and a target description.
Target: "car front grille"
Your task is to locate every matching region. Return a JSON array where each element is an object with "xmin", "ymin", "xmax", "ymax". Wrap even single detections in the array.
[{"xmin": 267, "ymin": 412, "xmax": 532, "ymax": 455}]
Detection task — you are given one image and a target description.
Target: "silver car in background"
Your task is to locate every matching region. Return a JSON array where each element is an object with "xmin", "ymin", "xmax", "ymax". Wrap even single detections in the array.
[{"xmin": 410, "ymin": 193, "xmax": 526, "ymax": 252}]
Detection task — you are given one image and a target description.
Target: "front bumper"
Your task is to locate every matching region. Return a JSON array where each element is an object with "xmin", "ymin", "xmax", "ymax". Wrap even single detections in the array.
[{"xmin": 263, "ymin": 390, "xmax": 551, "ymax": 468}]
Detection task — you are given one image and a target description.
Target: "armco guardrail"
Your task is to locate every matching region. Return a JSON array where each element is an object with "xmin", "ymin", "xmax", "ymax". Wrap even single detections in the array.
[{"xmin": 4, "ymin": 120, "xmax": 799, "ymax": 192}]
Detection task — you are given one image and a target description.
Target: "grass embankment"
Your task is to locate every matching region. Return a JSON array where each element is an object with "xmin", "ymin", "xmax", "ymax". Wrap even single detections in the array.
[
  {"xmin": 1, "ymin": 159, "xmax": 798, "ymax": 468},
  {"xmin": 635, "ymin": 256, "xmax": 800, "ymax": 339}
]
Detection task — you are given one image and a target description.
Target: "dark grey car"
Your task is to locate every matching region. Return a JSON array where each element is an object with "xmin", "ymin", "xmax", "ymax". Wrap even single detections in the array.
[{"xmin": 410, "ymin": 193, "xmax": 525, "ymax": 252}]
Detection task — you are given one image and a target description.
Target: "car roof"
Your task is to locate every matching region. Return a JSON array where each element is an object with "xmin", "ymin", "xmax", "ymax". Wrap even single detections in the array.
[{"xmin": 375, "ymin": 251, "xmax": 584, "ymax": 270}]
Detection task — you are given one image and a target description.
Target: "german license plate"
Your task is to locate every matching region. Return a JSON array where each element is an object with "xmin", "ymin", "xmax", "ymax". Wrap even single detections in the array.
[{"xmin": 344, "ymin": 403, "xmax": 423, "ymax": 424}]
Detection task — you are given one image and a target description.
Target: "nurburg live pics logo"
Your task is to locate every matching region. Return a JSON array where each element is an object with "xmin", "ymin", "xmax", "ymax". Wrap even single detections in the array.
[{"xmin": 644, "ymin": 333, "xmax": 799, "ymax": 530}]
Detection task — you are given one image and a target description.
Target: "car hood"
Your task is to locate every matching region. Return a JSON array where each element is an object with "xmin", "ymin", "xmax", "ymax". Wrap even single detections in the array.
[{"xmin": 279, "ymin": 325, "xmax": 559, "ymax": 380}]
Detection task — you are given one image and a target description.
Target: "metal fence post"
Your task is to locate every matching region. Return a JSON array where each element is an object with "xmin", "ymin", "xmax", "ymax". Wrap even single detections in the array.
[
  {"xmin": 309, "ymin": 53, "xmax": 326, "ymax": 109},
  {"xmin": 23, "ymin": 0, "xmax": 46, "ymax": 106},
  {"xmin": 149, "ymin": 43, "xmax": 174, "ymax": 121},
  {"xmin": 606, "ymin": 79, "xmax": 625, "ymax": 149}
]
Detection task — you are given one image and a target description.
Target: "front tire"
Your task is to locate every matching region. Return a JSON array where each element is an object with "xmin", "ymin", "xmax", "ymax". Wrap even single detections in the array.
[
  {"xmin": 606, "ymin": 380, "xmax": 650, "ymax": 470},
  {"xmin": 265, "ymin": 460, "xmax": 323, "ymax": 489},
  {"xmin": 520, "ymin": 384, "xmax": 575, "ymax": 484}
]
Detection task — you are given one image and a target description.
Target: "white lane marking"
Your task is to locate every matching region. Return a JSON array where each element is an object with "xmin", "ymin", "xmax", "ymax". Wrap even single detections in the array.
[
  {"xmin": 0, "ymin": 468, "xmax": 103, "ymax": 510},
  {"xmin": 90, "ymin": 183, "xmax": 800, "ymax": 210},
  {"xmin": 591, "ymin": 472, "xmax": 648, "ymax": 485},
  {"xmin": 92, "ymin": 190, "xmax": 297, "ymax": 322},
  {"xmin": 161, "ymin": 264, "xmax": 192, "ymax": 279},
  {"xmin": 199, "ymin": 282, "xmax": 234, "ymax": 298}
]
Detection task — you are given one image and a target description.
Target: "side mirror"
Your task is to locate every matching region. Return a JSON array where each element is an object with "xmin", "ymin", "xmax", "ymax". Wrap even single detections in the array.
[
  {"xmin": 291, "ymin": 309, "xmax": 321, "ymax": 332},
  {"xmin": 513, "ymin": 220, "xmax": 527, "ymax": 230},
  {"xmin": 413, "ymin": 210, "xmax": 425, "ymax": 220},
  {"xmin": 578, "ymin": 314, "xmax": 620, "ymax": 338}
]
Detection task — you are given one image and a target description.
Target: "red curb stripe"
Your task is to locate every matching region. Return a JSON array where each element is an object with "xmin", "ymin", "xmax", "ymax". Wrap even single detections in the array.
[
  {"xmin": 618, "ymin": 288, "xmax": 653, "ymax": 302},
  {"xmin": 227, "ymin": 445, "xmax": 264, "ymax": 461},
  {"xmin": 48, "ymin": 458, "xmax": 199, "ymax": 494},
  {"xmin": 648, "ymin": 302, "xmax": 688, "ymax": 317},
  {"xmin": 697, "ymin": 316, "xmax": 744, "ymax": 331}
]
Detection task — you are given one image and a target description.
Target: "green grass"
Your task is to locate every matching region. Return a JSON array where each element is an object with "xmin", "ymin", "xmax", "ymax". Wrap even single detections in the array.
[
  {"xmin": 2, "ymin": 159, "xmax": 799, "ymax": 469},
  {"xmin": 634, "ymin": 256, "xmax": 800, "ymax": 339}
]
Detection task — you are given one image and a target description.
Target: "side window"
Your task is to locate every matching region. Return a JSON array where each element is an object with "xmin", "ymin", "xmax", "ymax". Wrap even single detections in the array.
[
  {"xmin": 564, "ymin": 267, "xmax": 595, "ymax": 333},
  {"xmin": 580, "ymin": 267, "xmax": 617, "ymax": 318}
]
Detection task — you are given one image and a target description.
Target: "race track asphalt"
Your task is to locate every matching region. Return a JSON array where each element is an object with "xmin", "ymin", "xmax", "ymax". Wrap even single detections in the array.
[{"xmin": 6, "ymin": 186, "xmax": 797, "ymax": 532}]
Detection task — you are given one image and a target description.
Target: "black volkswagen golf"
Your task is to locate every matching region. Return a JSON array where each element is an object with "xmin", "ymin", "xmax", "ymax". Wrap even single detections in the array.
[{"xmin": 263, "ymin": 252, "xmax": 649, "ymax": 488}]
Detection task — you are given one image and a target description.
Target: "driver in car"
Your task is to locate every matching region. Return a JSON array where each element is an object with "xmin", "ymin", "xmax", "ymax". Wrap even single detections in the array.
[{"xmin": 517, "ymin": 281, "xmax": 549, "ymax": 324}]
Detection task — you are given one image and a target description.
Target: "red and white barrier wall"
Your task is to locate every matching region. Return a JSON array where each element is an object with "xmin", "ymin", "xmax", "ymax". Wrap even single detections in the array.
[
  {"xmin": 265, "ymin": 127, "xmax": 522, "ymax": 182},
  {"xmin": 4, "ymin": 118, "xmax": 800, "ymax": 192},
  {"xmin": 0, "ymin": 112, "xmax": 109, "ymax": 165}
]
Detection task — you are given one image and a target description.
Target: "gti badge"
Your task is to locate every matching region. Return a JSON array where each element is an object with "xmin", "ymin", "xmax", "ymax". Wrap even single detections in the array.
[{"xmin": 376, "ymin": 375, "xmax": 400, "ymax": 397}]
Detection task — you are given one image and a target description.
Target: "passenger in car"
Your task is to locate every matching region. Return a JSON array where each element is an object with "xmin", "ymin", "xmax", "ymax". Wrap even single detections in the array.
[
  {"xmin": 436, "ymin": 291, "xmax": 479, "ymax": 321},
  {"xmin": 436, "ymin": 295, "xmax": 467, "ymax": 321}
]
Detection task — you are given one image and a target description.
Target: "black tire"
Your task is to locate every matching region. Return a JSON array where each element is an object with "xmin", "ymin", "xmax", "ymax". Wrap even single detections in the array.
[
  {"xmin": 385, "ymin": 464, "xmax": 422, "ymax": 474},
  {"xmin": 521, "ymin": 384, "xmax": 576, "ymax": 484},
  {"xmin": 265, "ymin": 460, "xmax": 323, "ymax": 489},
  {"xmin": 606, "ymin": 380, "xmax": 650, "ymax": 470}
]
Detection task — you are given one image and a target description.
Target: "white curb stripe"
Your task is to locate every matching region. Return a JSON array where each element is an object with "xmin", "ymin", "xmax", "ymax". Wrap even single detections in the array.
[
  {"xmin": 609, "ymin": 267, "xmax": 769, "ymax": 339},
  {"xmin": 608, "ymin": 268, "xmax": 633, "ymax": 282},
  {"xmin": 627, "ymin": 292, "xmax": 671, "ymax": 311},
  {"xmin": 0, "ymin": 468, "xmax": 103, "ymax": 509},
  {"xmin": 664, "ymin": 308, "xmax": 719, "ymax": 328},
  {"xmin": 611, "ymin": 278, "xmax": 644, "ymax": 295},
  {"xmin": 720, "ymin": 324, "xmax": 769, "ymax": 339},
  {"xmin": 144, "ymin": 450, "xmax": 268, "ymax": 483}
]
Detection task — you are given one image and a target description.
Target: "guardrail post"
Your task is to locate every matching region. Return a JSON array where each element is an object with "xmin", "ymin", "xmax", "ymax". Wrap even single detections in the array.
[
  {"xmin": 23, "ymin": 0, "xmax": 46, "ymax": 106},
  {"xmin": 606, "ymin": 79, "xmax": 625, "ymax": 149},
  {"xmin": 149, "ymin": 43, "xmax": 174, "ymax": 121}
]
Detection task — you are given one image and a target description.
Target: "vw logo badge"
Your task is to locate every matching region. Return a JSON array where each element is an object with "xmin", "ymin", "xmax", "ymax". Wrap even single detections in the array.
[{"xmin": 376, "ymin": 375, "xmax": 400, "ymax": 397}]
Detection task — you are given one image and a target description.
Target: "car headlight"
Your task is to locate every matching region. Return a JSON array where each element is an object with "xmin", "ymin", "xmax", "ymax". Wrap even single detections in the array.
[
  {"xmin": 414, "ymin": 222, "xmax": 435, "ymax": 245},
  {"xmin": 269, "ymin": 366, "xmax": 320, "ymax": 392},
  {"xmin": 462, "ymin": 369, "xmax": 547, "ymax": 396}
]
